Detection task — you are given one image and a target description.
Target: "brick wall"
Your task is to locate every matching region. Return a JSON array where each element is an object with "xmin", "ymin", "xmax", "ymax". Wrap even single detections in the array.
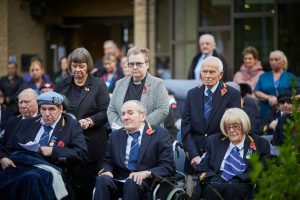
[
  {"xmin": 0, "ymin": 0, "xmax": 8, "ymax": 75},
  {"xmin": 0, "ymin": 0, "xmax": 139, "ymax": 76}
]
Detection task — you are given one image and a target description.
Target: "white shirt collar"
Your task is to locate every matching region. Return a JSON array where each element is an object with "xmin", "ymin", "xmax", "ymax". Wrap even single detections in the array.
[
  {"xmin": 40, "ymin": 114, "xmax": 62, "ymax": 129},
  {"xmin": 127, "ymin": 123, "xmax": 145, "ymax": 136},
  {"xmin": 204, "ymin": 81, "xmax": 220, "ymax": 95},
  {"xmin": 229, "ymin": 134, "xmax": 246, "ymax": 151}
]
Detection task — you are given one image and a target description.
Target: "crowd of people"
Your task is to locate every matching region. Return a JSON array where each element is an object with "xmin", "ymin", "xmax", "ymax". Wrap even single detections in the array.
[{"xmin": 0, "ymin": 36, "xmax": 299, "ymax": 200}]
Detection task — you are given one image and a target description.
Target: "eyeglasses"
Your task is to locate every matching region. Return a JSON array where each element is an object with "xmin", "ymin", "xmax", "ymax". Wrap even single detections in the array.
[
  {"xmin": 225, "ymin": 124, "xmax": 242, "ymax": 131},
  {"xmin": 128, "ymin": 62, "xmax": 147, "ymax": 68}
]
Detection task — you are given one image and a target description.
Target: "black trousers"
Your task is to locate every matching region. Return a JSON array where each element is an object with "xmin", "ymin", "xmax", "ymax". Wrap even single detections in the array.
[
  {"xmin": 72, "ymin": 161, "xmax": 99, "ymax": 200},
  {"xmin": 93, "ymin": 175, "xmax": 150, "ymax": 200},
  {"xmin": 192, "ymin": 176, "xmax": 254, "ymax": 200}
]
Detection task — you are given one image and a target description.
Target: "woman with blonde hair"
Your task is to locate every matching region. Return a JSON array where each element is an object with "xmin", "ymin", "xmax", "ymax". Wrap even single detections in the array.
[{"xmin": 254, "ymin": 50, "xmax": 295, "ymax": 116}]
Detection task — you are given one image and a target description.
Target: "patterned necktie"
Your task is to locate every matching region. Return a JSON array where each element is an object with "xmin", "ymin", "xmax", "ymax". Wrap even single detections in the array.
[
  {"xmin": 204, "ymin": 89, "xmax": 213, "ymax": 125},
  {"xmin": 128, "ymin": 131, "xmax": 141, "ymax": 171},
  {"xmin": 221, "ymin": 147, "xmax": 246, "ymax": 181},
  {"xmin": 39, "ymin": 125, "xmax": 52, "ymax": 146}
]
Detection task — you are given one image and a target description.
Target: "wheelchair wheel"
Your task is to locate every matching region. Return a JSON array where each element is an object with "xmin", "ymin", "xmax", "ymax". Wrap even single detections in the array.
[
  {"xmin": 166, "ymin": 188, "xmax": 191, "ymax": 200},
  {"xmin": 174, "ymin": 192, "xmax": 191, "ymax": 200}
]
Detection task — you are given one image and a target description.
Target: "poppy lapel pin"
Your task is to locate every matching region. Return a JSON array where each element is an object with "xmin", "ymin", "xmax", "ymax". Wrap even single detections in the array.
[
  {"xmin": 220, "ymin": 83, "xmax": 227, "ymax": 96},
  {"xmin": 142, "ymin": 86, "xmax": 148, "ymax": 93},
  {"xmin": 145, "ymin": 122, "xmax": 155, "ymax": 135}
]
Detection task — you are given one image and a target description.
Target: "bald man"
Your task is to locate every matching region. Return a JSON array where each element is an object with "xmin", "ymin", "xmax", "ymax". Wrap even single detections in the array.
[
  {"xmin": 0, "ymin": 88, "xmax": 38, "ymax": 145},
  {"xmin": 188, "ymin": 34, "xmax": 228, "ymax": 81}
]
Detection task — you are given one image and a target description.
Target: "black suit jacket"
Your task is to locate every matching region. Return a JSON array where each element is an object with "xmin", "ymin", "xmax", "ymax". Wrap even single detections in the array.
[
  {"xmin": 0, "ymin": 115, "xmax": 22, "ymax": 146},
  {"xmin": 198, "ymin": 134, "xmax": 270, "ymax": 182},
  {"xmin": 0, "ymin": 75, "xmax": 23, "ymax": 106},
  {"xmin": 102, "ymin": 124, "xmax": 175, "ymax": 179},
  {"xmin": 0, "ymin": 115, "xmax": 88, "ymax": 164},
  {"xmin": 187, "ymin": 50, "xmax": 228, "ymax": 81},
  {"xmin": 271, "ymin": 114, "xmax": 293, "ymax": 146},
  {"xmin": 55, "ymin": 75, "xmax": 110, "ymax": 162},
  {"xmin": 181, "ymin": 82, "xmax": 241, "ymax": 161},
  {"xmin": 0, "ymin": 106, "xmax": 13, "ymax": 131}
]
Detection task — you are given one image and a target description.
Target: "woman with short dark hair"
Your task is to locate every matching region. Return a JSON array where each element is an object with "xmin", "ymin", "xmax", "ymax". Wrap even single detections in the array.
[{"xmin": 55, "ymin": 47, "xmax": 110, "ymax": 200}]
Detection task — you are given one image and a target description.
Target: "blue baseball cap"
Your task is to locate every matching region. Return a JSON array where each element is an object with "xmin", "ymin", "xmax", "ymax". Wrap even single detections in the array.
[{"xmin": 37, "ymin": 91, "xmax": 64, "ymax": 106}]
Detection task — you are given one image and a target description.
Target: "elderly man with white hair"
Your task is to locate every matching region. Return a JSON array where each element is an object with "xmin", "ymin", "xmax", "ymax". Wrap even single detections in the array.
[
  {"xmin": 94, "ymin": 100, "xmax": 175, "ymax": 200},
  {"xmin": 182, "ymin": 56, "xmax": 241, "ymax": 195},
  {"xmin": 0, "ymin": 88, "xmax": 39, "ymax": 145},
  {"xmin": 188, "ymin": 33, "xmax": 228, "ymax": 80}
]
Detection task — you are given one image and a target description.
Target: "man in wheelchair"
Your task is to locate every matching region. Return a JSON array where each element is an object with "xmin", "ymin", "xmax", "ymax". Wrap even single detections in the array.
[
  {"xmin": 192, "ymin": 108, "xmax": 270, "ymax": 200},
  {"xmin": 94, "ymin": 100, "xmax": 175, "ymax": 200},
  {"xmin": 0, "ymin": 91, "xmax": 88, "ymax": 200}
]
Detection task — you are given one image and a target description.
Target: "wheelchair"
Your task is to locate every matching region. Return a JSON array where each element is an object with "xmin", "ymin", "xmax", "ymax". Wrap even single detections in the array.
[
  {"xmin": 150, "ymin": 140, "xmax": 190, "ymax": 200},
  {"xmin": 92, "ymin": 140, "xmax": 190, "ymax": 200}
]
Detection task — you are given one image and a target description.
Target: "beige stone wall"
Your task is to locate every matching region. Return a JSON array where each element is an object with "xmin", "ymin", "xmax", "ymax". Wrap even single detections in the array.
[
  {"xmin": 0, "ymin": 0, "xmax": 133, "ymax": 76},
  {"xmin": 0, "ymin": 0, "xmax": 8, "ymax": 75},
  {"xmin": 134, "ymin": 0, "xmax": 155, "ymax": 75},
  {"xmin": 7, "ymin": 0, "xmax": 47, "ymax": 75}
]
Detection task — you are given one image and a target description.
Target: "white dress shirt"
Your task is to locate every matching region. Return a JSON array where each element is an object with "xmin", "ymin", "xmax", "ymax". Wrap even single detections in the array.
[
  {"xmin": 220, "ymin": 135, "xmax": 246, "ymax": 171},
  {"xmin": 124, "ymin": 123, "xmax": 145, "ymax": 167},
  {"xmin": 34, "ymin": 115, "xmax": 62, "ymax": 143}
]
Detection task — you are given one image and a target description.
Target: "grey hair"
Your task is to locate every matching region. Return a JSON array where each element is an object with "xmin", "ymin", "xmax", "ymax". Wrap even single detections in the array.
[
  {"xmin": 220, "ymin": 108, "xmax": 251, "ymax": 136},
  {"xmin": 199, "ymin": 34, "xmax": 216, "ymax": 46},
  {"xmin": 18, "ymin": 88, "xmax": 38, "ymax": 100},
  {"xmin": 122, "ymin": 100, "xmax": 147, "ymax": 114},
  {"xmin": 68, "ymin": 47, "xmax": 94, "ymax": 73},
  {"xmin": 200, "ymin": 56, "xmax": 223, "ymax": 72}
]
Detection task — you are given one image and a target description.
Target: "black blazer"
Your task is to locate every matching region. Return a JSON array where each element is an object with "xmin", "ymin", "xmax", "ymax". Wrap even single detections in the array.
[
  {"xmin": 102, "ymin": 124, "xmax": 176, "ymax": 180},
  {"xmin": 198, "ymin": 134, "xmax": 270, "ymax": 182},
  {"xmin": 271, "ymin": 114, "xmax": 293, "ymax": 146},
  {"xmin": 0, "ymin": 106, "xmax": 13, "ymax": 131},
  {"xmin": 187, "ymin": 50, "xmax": 228, "ymax": 80},
  {"xmin": 0, "ymin": 75, "xmax": 23, "ymax": 106},
  {"xmin": 0, "ymin": 115, "xmax": 88, "ymax": 164},
  {"xmin": 55, "ymin": 75, "xmax": 110, "ymax": 162},
  {"xmin": 0, "ymin": 115, "xmax": 22, "ymax": 146},
  {"xmin": 181, "ymin": 82, "xmax": 241, "ymax": 160}
]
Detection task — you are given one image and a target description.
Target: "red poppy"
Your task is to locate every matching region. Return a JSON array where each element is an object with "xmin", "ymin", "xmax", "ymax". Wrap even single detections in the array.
[
  {"xmin": 58, "ymin": 141, "xmax": 65, "ymax": 147},
  {"xmin": 142, "ymin": 87, "xmax": 148, "ymax": 93},
  {"xmin": 146, "ymin": 128, "xmax": 154, "ymax": 135},
  {"xmin": 171, "ymin": 103, "xmax": 177, "ymax": 109},
  {"xmin": 250, "ymin": 141, "xmax": 256, "ymax": 150},
  {"xmin": 221, "ymin": 87, "xmax": 227, "ymax": 96}
]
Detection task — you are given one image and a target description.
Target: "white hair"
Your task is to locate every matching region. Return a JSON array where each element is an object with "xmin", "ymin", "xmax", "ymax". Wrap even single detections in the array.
[
  {"xmin": 200, "ymin": 56, "xmax": 223, "ymax": 72},
  {"xmin": 18, "ymin": 88, "xmax": 38, "ymax": 100},
  {"xmin": 122, "ymin": 100, "xmax": 147, "ymax": 114}
]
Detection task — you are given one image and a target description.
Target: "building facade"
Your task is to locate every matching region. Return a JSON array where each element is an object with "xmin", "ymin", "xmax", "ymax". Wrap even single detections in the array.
[{"xmin": 0, "ymin": 0, "xmax": 299, "ymax": 80}]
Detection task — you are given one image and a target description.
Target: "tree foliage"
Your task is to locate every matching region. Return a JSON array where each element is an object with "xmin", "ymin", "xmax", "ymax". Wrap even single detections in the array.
[{"xmin": 250, "ymin": 81, "xmax": 300, "ymax": 199}]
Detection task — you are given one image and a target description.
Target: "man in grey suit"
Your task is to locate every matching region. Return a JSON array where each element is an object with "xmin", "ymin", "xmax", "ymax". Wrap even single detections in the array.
[{"xmin": 107, "ymin": 45, "xmax": 169, "ymax": 129}]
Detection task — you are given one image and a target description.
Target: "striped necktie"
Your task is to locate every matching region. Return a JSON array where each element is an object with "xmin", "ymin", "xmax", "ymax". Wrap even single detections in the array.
[
  {"xmin": 204, "ymin": 89, "xmax": 212, "ymax": 126},
  {"xmin": 39, "ymin": 125, "xmax": 52, "ymax": 146},
  {"xmin": 221, "ymin": 147, "xmax": 246, "ymax": 181},
  {"xmin": 128, "ymin": 131, "xmax": 141, "ymax": 171}
]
